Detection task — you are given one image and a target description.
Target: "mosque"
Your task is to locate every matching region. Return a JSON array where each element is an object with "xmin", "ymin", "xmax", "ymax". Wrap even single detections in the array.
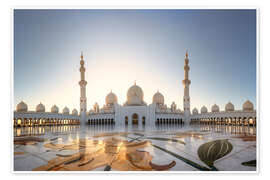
[{"xmin": 13, "ymin": 51, "xmax": 257, "ymax": 128}]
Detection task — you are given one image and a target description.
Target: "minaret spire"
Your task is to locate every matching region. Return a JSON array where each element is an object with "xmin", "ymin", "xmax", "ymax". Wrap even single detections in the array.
[
  {"xmin": 79, "ymin": 52, "xmax": 87, "ymax": 122},
  {"xmin": 183, "ymin": 50, "xmax": 191, "ymax": 118},
  {"xmin": 185, "ymin": 49, "xmax": 188, "ymax": 58},
  {"xmin": 80, "ymin": 51, "xmax": 84, "ymax": 60}
]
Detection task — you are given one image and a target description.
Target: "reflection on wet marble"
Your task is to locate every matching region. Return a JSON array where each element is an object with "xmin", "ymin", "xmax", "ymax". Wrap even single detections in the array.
[{"xmin": 14, "ymin": 124, "xmax": 256, "ymax": 171}]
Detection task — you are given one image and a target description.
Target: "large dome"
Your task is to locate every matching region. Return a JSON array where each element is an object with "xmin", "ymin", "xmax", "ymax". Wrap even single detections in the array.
[
  {"xmin": 63, "ymin": 106, "xmax": 70, "ymax": 115},
  {"xmin": 192, "ymin": 108, "xmax": 198, "ymax": 115},
  {"xmin": 211, "ymin": 104, "xmax": 220, "ymax": 112},
  {"xmin": 152, "ymin": 90, "xmax": 164, "ymax": 105},
  {"xmin": 72, "ymin": 108, "xmax": 78, "ymax": 115},
  {"xmin": 51, "ymin": 105, "xmax": 59, "ymax": 113},
  {"xmin": 106, "ymin": 91, "xmax": 118, "ymax": 105},
  {"xmin": 243, "ymin": 100, "xmax": 254, "ymax": 111},
  {"xmin": 201, "ymin": 106, "xmax": 208, "ymax": 113},
  {"xmin": 36, "ymin": 103, "xmax": 45, "ymax": 112},
  {"xmin": 225, "ymin": 102, "xmax": 235, "ymax": 112},
  {"xmin": 16, "ymin": 101, "xmax": 28, "ymax": 112},
  {"xmin": 126, "ymin": 83, "xmax": 145, "ymax": 106}
]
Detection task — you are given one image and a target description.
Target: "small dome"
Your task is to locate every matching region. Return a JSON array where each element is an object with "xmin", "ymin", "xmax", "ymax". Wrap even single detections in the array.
[
  {"xmin": 225, "ymin": 102, "xmax": 235, "ymax": 112},
  {"xmin": 36, "ymin": 102, "xmax": 45, "ymax": 112},
  {"xmin": 51, "ymin": 105, "xmax": 59, "ymax": 113},
  {"xmin": 192, "ymin": 108, "xmax": 198, "ymax": 115},
  {"xmin": 72, "ymin": 108, "xmax": 78, "ymax": 115},
  {"xmin": 153, "ymin": 91, "xmax": 164, "ymax": 105},
  {"xmin": 63, "ymin": 106, "xmax": 70, "ymax": 115},
  {"xmin": 211, "ymin": 104, "xmax": 220, "ymax": 112},
  {"xmin": 243, "ymin": 100, "xmax": 254, "ymax": 111},
  {"xmin": 201, "ymin": 106, "xmax": 208, "ymax": 113},
  {"xmin": 16, "ymin": 101, "xmax": 28, "ymax": 112},
  {"xmin": 126, "ymin": 82, "xmax": 145, "ymax": 106},
  {"xmin": 106, "ymin": 91, "xmax": 118, "ymax": 105}
]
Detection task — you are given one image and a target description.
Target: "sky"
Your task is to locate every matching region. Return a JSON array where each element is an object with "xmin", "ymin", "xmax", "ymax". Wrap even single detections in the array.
[{"xmin": 14, "ymin": 9, "xmax": 256, "ymax": 112}]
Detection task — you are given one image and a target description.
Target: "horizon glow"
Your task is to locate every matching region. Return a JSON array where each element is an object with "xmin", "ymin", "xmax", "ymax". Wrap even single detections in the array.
[{"xmin": 14, "ymin": 9, "xmax": 256, "ymax": 112}]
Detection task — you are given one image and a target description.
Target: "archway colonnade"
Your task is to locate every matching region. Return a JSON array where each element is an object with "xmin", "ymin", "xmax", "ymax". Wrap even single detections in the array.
[
  {"xmin": 88, "ymin": 118, "xmax": 115, "ymax": 125},
  {"xmin": 190, "ymin": 116, "xmax": 256, "ymax": 126},
  {"xmin": 14, "ymin": 118, "xmax": 80, "ymax": 127},
  {"xmin": 155, "ymin": 118, "xmax": 184, "ymax": 125}
]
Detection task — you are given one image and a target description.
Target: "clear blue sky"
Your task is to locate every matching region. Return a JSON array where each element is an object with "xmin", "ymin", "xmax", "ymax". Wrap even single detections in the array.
[{"xmin": 14, "ymin": 9, "xmax": 256, "ymax": 112}]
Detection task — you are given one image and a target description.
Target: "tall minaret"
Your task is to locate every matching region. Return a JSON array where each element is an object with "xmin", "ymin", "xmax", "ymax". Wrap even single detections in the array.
[
  {"xmin": 79, "ymin": 52, "xmax": 87, "ymax": 122},
  {"xmin": 182, "ymin": 50, "xmax": 191, "ymax": 118}
]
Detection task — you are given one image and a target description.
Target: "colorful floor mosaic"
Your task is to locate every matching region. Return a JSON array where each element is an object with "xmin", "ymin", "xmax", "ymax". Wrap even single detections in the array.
[{"xmin": 13, "ymin": 124, "xmax": 256, "ymax": 171}]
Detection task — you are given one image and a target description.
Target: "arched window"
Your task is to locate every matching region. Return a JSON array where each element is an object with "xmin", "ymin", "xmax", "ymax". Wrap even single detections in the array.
[{"xmin": 132, "ymin": 114, "xmax": 138, "ymax": 125}]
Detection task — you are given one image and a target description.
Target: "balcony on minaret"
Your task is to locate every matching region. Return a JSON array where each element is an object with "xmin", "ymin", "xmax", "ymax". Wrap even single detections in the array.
[
  {"xmin": 184, "ymin": 66, "xmax": 190, "ymax": 71},
  {"xmin": 79, "ymin": 80, "xmax": 87, "ymax": 86},
  {"xmin": 182, "ymin": 79, "xmax": 191, "ymax": 85}
]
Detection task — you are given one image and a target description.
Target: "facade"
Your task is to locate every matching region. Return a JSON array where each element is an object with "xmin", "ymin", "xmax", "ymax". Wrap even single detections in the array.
[
  {"xmin": 13, "ymin": 51, "xmax": 257, "ymax": 128},
  {"xmin": 85, "ymin": 51, "xmax": 256, "ymax": 128}
]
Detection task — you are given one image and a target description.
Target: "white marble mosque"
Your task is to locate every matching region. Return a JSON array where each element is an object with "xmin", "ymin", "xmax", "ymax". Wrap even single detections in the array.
[
  {"xmin": 13, "ymin": 51, "xmax": 256, "ymax": 128},
  {"xmin": 13, "ymin": 51, "xmax": 257, "ymax": 172}
]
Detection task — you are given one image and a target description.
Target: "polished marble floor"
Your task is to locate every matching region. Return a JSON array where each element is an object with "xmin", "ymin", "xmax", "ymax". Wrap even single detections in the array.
[{"xmin": 13, "ymin": 124, "xmax": 257, "ymax": 172}]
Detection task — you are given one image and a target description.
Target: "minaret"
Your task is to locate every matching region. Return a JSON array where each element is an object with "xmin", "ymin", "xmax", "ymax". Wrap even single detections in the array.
[
  {"xmin": 79, "ymin": 52, "xmax": 87, "ymax": 122},
  {"xmin": 182, "ymin": 50, "xmax": 191, "ymax": 117}
]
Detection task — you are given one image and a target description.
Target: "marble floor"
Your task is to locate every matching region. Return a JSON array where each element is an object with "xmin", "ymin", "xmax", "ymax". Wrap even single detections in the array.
[{"xmin": 13, "ymin": 124, "xmax": 257, "ymax": 172}]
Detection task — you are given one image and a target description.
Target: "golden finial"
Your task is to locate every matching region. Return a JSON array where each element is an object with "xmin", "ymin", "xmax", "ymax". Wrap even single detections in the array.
[
  {"xmin": 80, "ymin": 51, "xmax": 83, "ymax": 60},
  {"xmin": 185, "ymin": 49, "xmax": 188, "ymax": 58},
  {"xmin": 134, "ymin": 80, "xmax": 136, "ymax": 85}
]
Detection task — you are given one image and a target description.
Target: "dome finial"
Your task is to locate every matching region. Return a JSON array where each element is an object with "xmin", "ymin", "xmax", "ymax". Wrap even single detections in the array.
[
  {"xmin": 110, "ymin": 89, "xmax": 112, "ymax": 93},
  {"xmin": 134, "ymin": 80, "xmax": 136, "ymax": 85},
  {"xmin": 80, "ymin": 51, "xmax": 83, "ymax": 60}
]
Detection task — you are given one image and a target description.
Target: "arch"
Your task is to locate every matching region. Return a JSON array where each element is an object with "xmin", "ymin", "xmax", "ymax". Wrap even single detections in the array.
[
  {"xmin": 125, "ymin": 116, "xmax": 128, "ymax": 125},
  {"xmin": 248, "ymin": 117, "xmax": 254, "ymax": 126},
  {"xmin": 17, "ymin": 118, "xmax": 22, "ymax": 126},
  {"xmin": 132, "ymin": 113, "xmax": 139, "ymax": 125}
]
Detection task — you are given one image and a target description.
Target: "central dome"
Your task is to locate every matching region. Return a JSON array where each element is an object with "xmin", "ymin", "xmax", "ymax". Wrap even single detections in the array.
[{"xmin": 126, "ymin": 82, "xmax": 145, "ymax": 106}]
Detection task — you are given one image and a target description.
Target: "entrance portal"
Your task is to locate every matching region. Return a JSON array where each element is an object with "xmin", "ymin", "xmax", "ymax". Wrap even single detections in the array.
[{"xmin": 132, "ymin": 114, "xmax": 139, "ymax": 125}]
